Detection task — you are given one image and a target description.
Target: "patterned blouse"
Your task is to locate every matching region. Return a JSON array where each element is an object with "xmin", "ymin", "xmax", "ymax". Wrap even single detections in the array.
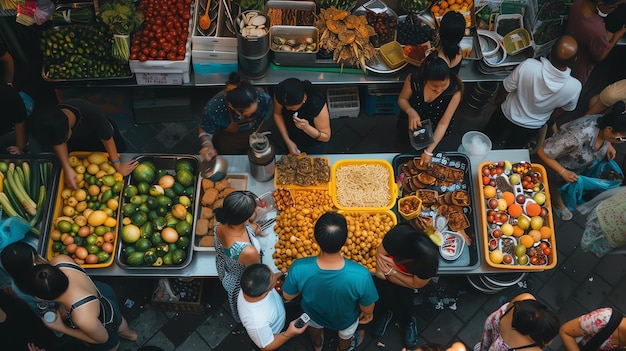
[
  {"xmin": 214, "ymin": 222, "xmax": 261, "ymax": 323},
  {"xmin": 542, "ymin": 115, "xmax": 609, "ymax": 173},
  {"xmin": 579, "ymin": 308, "xmax": 620, "ymax": 350}
]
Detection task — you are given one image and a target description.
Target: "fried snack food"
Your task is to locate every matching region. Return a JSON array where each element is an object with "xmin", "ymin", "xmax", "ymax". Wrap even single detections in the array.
[
  {"xmin": 201, "ymin": 178, "xmax": 215, "ymax": 190},
  {"xmin": 273, "ymin": 189, "xmax": 294, "ymax": 211},
  {"xmin": 201, "ymin": 207, "xmax": 214, "ymax": 219},
  {"xmin": 200, "ymin": 236, "xmax": 214, "ymax": 247},
  {"xmin": 451, "ymin": 190, "xmax": 470, "ymax": 206},
  {"xmin": 447, "ymin": 211, "xmax": 470, "ymax": 232},
  {"xmin": 411, "ymin": 215, "xmax": 433, "ymax": 230},
  {"xmin": 416, "ymin": 189, "xmax": 438, "ymax": 206},
  {"xmin": 195, "ymin": 218, "xmax": 210, "ymax": 236},
  {"xmin": 417, "ymin": 172, "xmax": 436, "ymax": 185},
  {"xmin": 201, "ymin": 188, "xmax": 219, "ymax": 206}
]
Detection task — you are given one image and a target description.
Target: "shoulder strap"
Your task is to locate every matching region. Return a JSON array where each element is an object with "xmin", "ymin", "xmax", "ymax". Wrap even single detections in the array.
[
  {"xmin": 56, "ymin": 262, "xmax": 87, "ymax": 274},
  {"xmin": 581, "ymin": 310, "xmax": 623, "ymax": 351},
  {"xmin": 508, "ymin": 342, "xmax": 538, "ymax": 351},
  {"xmin": 68, "ymin": 295, "xmax": 98, "ymax": 313}
]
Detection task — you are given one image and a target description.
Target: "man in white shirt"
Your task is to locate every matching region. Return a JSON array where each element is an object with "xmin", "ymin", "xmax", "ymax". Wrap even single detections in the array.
[
  {"xmin": 483, "ymin": 35, "xmax": 582, "ymax": 149},
  {"xmin": 237, "ymin": 263, "xmax": 308, "ymax": 351}
]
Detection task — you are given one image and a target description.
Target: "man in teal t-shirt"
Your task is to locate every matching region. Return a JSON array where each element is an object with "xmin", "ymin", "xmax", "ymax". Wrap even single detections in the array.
[{"xmin": 282, "ymin": 212, "xmax": 378, "ymax": 351}]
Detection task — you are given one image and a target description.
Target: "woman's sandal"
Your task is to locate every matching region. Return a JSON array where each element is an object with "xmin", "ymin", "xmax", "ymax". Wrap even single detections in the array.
[{"xmin": 553, "ymin": 207, "xmax": 573, "ymax": 221}]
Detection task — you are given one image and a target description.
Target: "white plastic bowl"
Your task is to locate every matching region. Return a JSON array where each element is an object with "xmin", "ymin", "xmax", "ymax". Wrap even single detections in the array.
[{"xmin": 461, "ymin": 131, "xmax": 492, "ymax": 157}]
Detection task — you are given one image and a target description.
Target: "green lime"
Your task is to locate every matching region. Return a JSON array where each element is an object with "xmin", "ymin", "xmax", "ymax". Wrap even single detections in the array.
[
  {"xmin": 86, "ymin": 234, "xmax": 98, "ymax": 246},
  {"xmin": 122, "ymin": 203, "xmax": 138, "ymax": 216},
  {"xmin": 172, "ymin": 249, "xmax": 186, "ymax": 264},
  {"xmin": 57, "ymin": 220, "xmax": 72, "ymax": 233},
  {"xmin": 123, "ymin": 245, "xmax": 136, "ymax": 257},
  {"xmin": 137, "ymin": 182, "xmax": 150, "ymax": 195},
  {"xmin": 112, "ymin": 181, "xmax": 123, "ymax": 194},
  {"xmin": 162, "ymin": 252, "xmax": 173, "ymax": 265},
  {"xmin": 0, "ymin": 161, "xmax": 8, "ymax": 173},
  {"xmin": 175, "ymin": 169, "xmax": 194, "ymax": 187},
  {"xmin": 131, "ymin": 212, "xmax": 148, "ymax": 226},
  {"xmin": 70, "ymin": 223, "xmax": 80, "ymax": 234},
  {"xmin": 176, "ymin": 236, "xmax": 190, "ymax": 250},
  {"xmin": 96, "ymin": 251, "xmax": 111, "ymax": 263},
  {"xmin": 126, "ymin": 251, "xmax": 145, "ymax": 266},
  {"xmin": 175, "ymin": 160, "xmax": 194, "ymax": 173},
  {"xmin": 94, "ymin": 226, "xmax": 108, "ymax": 236},
  {"xmin": 101, "ymin": 175, "xmax": 116, "ymax": 187},
  {"xmin": 86, "ymin": 244, "xmax": 100, "ymax": 254},
  {"xmin": 172, "ymin": 182, "xmax": 185, "ymax": 195}
]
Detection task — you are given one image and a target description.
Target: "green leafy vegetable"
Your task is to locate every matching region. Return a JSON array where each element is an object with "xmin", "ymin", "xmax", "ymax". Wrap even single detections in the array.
[{"xmin": 98, "ymin": 0, "xmax": 144, "ymax": 61}]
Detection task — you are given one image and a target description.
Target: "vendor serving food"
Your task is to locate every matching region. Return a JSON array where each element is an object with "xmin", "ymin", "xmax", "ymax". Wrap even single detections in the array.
[{"xmin": 198, "ymin": 72, "xmax": 272, "ymax": 161}]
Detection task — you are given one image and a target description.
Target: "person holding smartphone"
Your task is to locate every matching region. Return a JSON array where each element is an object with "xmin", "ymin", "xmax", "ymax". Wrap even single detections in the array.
[{"xmin": 237, "ymin": 264, "xmax": 308, "ymax": 351}]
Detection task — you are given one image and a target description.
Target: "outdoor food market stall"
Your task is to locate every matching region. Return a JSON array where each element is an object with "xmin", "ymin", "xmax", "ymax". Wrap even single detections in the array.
[{"xmin": 0, "ymin": 148, "xmax": 557, "ymax": 280}]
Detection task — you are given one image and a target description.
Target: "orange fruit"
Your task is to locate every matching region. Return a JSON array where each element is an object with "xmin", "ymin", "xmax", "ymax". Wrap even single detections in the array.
[
  {"xmin": 525, "ymin": 202, "xmax": 541, "ymax": 217},
  {"xmin": 508, "ymin": 203, "xmax": 523, "ymax": 218},
  {"xmin": 484, "ymin": 185, "xmax": 497, "ymax": 199},
  {"xmin": 520, "ymin": 235, "xmax": 534, "ymax": 248},
  {"xmin": 539, "ymin": 226, "xmax": 552, "ymax": 239},
  {"xmin": 502, "ymin": 192, "xmax": 515, "ymax": 206},
  {"xmin": 431, "ymin": 4, "xmax": 440, "ymax": 12},
  {"xmin": 440, "ymin": 1, "xmax": 449, "ymax": 9},
  {"xmin": 450, "ymin": 3, "xmax": 461, "ymax": 10},
  {"xmin": 512, "ymin": 225, "xmax": 525, "ymax": 237},
  {"xmin": 529, "ymin": 229, "xmax": 542, "ymax": 242}
]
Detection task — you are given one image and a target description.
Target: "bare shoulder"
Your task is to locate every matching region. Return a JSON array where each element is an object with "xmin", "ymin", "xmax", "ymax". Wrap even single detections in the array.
[{"xmin": 511, "ymin": 292, "xmax": 536, "ymax": 303}]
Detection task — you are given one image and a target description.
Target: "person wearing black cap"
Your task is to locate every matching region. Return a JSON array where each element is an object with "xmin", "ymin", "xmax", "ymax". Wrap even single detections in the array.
[
  {"xmin": 28, "ymin": 99, "xmax": 137, "ymax": 190},
  {"xmin": 272, "ymin": 78, "xmax": 331, "ymax": 155},
  {"xmin": 371, "ymin": 223, "xmax": 440, "ymax": 351}
]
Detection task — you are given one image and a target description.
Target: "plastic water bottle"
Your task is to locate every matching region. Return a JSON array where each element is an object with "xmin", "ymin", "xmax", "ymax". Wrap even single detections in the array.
[{"xmin": 38, "ymin": 301, "xmax": 58, "ymax": 322}]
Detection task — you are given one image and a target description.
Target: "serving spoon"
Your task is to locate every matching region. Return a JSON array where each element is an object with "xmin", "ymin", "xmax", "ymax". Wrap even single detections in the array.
[{"xmin": 199, "ymin": 0, "xmax": 212, "ymax": 31}]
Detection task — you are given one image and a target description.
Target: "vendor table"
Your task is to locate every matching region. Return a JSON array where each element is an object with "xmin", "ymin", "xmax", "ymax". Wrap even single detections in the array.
[{"xmin": 81, "ymin": 150, "xmax": 532, "ymax": 278}]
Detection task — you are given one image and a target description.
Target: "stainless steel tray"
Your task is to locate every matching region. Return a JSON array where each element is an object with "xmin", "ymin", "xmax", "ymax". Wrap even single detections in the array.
[{"xmin": 115, "ymin": 154, "xmax": 200, "ymax": 270}]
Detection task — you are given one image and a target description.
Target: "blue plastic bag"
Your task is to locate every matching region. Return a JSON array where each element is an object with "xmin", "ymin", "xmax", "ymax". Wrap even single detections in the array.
[
  {"xmin": 559, "ymin": 159, "xmax": 624, "ymax": 210},
  {"xmin": 0, "ymin": 217, "xmax": 31, "ymax": 251}
]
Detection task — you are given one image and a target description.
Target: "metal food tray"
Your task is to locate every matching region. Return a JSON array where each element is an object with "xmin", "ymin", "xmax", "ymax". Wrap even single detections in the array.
[
  {"xmin": 40, "ymin": 25, "xmax": 133, "ymax": 82},
  {"xmin": 1, "ymin": 155, "xmax": 60, "ymax": 255},
  {"xmin": 193, "ymin": 173, "xmax": 249, "ymax": 252},
  {"xmin": 392, "ymin": 153, "xmax": 480, "ymax": 272},
  {"xmin": 116, "ymin": 154, "xmax": 199, "ymax": 270}
]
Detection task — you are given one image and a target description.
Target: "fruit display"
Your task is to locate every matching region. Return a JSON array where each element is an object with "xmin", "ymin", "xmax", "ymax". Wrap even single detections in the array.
[
  {"xmin": 40, "ymin": 26, "xmax": 131, "ymax": 80},
  {"xmin": 130, "ymin": 0, "xmax": 192, "ymax": 62},
  {"xmin": 195, "ymin": 175, "xmax": 246, "ymax": 250},
  {"xmin": 47, "ymin": 152, "xmax": 124, "ymax": 268},
  {"xmin": 0, "ymin": 158, "xmax": 55, "ymax": 236},
  {"xmin": 117, "ymin": 156, "xmax": 198, "ymax": 268},
  {"xmin": 431, "ymin": 0, "xmax": 474, "ymax": 28},
  {"xmin": 397, "ymin": 154, "xmax": 475, "ymax": 248},
  {"xmin": 396, "ymin": 14, "xmax": 436, "ymax": 46},
  {"xmin": 480, "ymin": 161, "xmax": 557, "ymax": 269},
  {"xmin": 364, "ymin": 7, "xmax": 398, "ymax": 48},
  {"xmin": 399, "ymin": 0, "xmax": 431, "ymax": 14}
]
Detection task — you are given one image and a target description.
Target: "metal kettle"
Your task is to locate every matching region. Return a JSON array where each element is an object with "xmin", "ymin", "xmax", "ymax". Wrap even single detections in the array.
[{"xmin": 248, "ymin": 132, "xmax": 275, "ymax": 182}]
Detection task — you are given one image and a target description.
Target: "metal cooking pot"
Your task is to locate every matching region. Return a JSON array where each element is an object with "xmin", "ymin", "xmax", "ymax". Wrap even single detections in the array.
[{"xmin": 199, "ymin": 155, "xmax": 228, "ymax": 181}]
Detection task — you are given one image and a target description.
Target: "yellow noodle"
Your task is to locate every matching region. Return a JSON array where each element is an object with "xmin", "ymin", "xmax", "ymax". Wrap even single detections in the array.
[{"xmin": 335, "ymin": 164, "xmax": 390, "ymax": 207}]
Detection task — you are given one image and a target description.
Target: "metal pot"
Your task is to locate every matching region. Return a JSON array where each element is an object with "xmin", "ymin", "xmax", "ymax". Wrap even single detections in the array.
[{"xmin": 200, "ymin": 155, "xmax": 229, "ymax": 181}]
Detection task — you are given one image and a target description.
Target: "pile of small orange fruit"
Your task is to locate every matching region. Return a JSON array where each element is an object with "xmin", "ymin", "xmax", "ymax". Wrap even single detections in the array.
[{"xmin": 431, "ymin": 0, "xmax": 474, "ymax": 27}]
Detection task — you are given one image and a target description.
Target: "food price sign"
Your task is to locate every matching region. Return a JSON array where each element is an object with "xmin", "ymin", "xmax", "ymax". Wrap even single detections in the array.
[{"xmin": 136, "ymin": 73, "xmax": 183, "ymax": 85}]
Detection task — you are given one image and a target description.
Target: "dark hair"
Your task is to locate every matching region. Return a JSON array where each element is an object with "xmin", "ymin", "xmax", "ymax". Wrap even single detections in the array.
[
  {"xmin": 240, "ymin": 263, "xmax": 273, "ymax": 297},
  {"xmin": 28, "ymin": 105, "xmax": 70, "ymax": 146},
  {"xmin": 18, "ymin": 264, "xmax": 69, "ymax": 301},
  {"xmin": 387, "ymin": 224, "xmax": 439, "ymax": 279},
  {"xmin": 214, "ymin": 191, "xmax": 257, "ymax": 225},
  {"xmin": 0, "ymin": 86, "xmax": 27, "ymax": 121},
  {"xmin": 1, "ymin": 242, "xmax": 38, "ymax": 278},
  {"xmin": 415, "ymin": 53, "xmax": 464, "ymax": 96},
  {"xmin": 511, "ymin": 300, "xmax": 560, "ymax": 347},
  {"xmin": 597, "ymin": 0, "xmax": 624, "ymax": 7},
  {"xmin": 597, "ymin": 101, "xmax": 626, "ymax": 133},
  {"xmin": 275, "ymin": 78, "xmax": 310, "ymax": 106},
  {"xmin": 224, "ymin": 72, "xmax": 259, "ymax": 111},
  {"xmin": 314, "ymin": 212, "xmax": 347, "ymax": 253},
  {"xmin": 439, "ymin": 11, "xmax": 465, "ymax": 62}
]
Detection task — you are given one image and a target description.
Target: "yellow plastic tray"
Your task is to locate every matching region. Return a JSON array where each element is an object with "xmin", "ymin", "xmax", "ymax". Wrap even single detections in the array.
[
  {"xmin": 47, "ymin": 151, "xmax": 122, "ymax": 269},
  {"xmin": 478, "ymin": 161, "xmax": 556, "ymax": 270},
  {"xmin": 379, "ymin": 41, "xmax": 406, "ymax": 69},
  {"xmin": 331, "ymin": 159, "xmax": 399, "ymax": 211},
  {"xmin": 397, "ymin": 195, "xmax": 423, "ymax": 220}
]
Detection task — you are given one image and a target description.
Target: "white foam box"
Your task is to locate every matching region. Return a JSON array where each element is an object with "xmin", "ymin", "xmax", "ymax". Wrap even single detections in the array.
[{"xmin": 191, "ymin": 0, "xmax": 238, "ymax": 52}]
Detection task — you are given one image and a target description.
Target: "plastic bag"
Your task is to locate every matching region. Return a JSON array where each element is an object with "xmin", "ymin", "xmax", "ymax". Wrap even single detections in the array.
[
  {"xmin": 34, "ymin": 0, "xmax": 54, "ymax": 25},
  {"xmin": 0, "ymin": 217, "xmax": 31, "ymax": 251},
  {"xmin": 559, "ymin": 159, "xmax": 624, "ymax": 210}
]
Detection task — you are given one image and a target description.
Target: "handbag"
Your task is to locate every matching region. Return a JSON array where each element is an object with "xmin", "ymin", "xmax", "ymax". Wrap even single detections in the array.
[{"xmin": 580, "ymin": 309, "xmax": 623, "ymax": 351}]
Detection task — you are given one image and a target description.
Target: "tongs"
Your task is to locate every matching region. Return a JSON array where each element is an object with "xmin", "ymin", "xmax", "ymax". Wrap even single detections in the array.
[{"xmin": 221, "ymin": 0, "xmax": 236, "ymax": 35}]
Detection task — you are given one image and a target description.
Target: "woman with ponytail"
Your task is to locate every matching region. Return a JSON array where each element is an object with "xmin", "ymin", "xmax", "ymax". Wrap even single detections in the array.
[
  {"xmin": 198, "ymin": 72, "xmax": 272, "ymax": 161},
  {"xmin": 213, "ymin": 191, "xmax": 263, "ymax": 322},
  {"xmin": 436, "ymin": 11, "xmax": 466, "ymax": 74}
]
